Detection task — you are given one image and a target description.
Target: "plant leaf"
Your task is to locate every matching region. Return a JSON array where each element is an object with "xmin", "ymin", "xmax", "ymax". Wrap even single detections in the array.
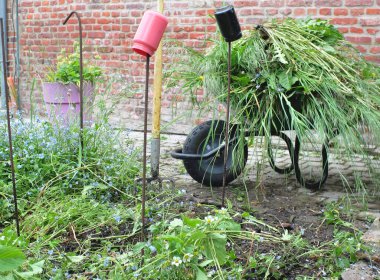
[
  {"xmin": 183, "ymin": 216, "xmax": 202, "ymax": 228},
  {"xmin": 15, "ymin": 260, "xmax": 44, "ymax": 278},
  {"xmin": 67, "ymin": 255, "xmax": 85, "ymax": 263},
  {"xmin": 199, "ymin": 259, "xmax": 213, "ymax": 267},
  {"xmin": 278, "ymin": 72, "xmax": 292, "ymax": 90},
  {"xmin": 196, "ymin": 266, "xmax": 208, "ymax": 280},
  {"xmin": 169, "ymin": 218, "xmax": 183, "ymax": 230},
  {"xmin": 203, "ymin": 233, "xmax": 227, "ymax": 265},
  {"xmin": 0, "ymin": 245, "xmax": 25, "ymax": 272}
]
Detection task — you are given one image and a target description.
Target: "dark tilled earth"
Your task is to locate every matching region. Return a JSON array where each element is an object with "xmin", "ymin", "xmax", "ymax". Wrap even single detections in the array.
[{"xmin": 151, "ymin": 132, "xmax": 380, "ymax": 278}]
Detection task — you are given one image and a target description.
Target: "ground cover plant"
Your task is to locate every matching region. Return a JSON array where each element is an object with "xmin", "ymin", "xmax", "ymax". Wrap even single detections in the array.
[
  {"xmin": 0, "ymin": 112, "xmax": 377, "ymax": 279},
  {"xmin": 1, "ymin": 149, "xmax": 377, "ymax": 280}
]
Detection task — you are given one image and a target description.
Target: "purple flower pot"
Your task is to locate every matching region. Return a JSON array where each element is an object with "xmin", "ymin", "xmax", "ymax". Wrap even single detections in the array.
[{"xmin": 42, "ymin": 82, "xmax": 94, "ymax": 124}]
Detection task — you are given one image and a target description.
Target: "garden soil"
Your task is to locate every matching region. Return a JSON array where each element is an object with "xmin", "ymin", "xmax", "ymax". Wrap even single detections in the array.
[{"xmin": 130, "ymin": 131, "xmax": 380, "ymax": 279}]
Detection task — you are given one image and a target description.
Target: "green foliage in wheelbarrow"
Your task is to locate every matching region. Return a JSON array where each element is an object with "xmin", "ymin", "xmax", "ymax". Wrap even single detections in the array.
[{"xmin": 166, "ymin": 18, "xmax": 380, "ymax": 158}]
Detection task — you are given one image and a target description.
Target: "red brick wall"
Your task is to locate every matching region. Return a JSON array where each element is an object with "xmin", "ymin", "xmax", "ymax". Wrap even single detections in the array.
[
  {"xmin": 4, "ymin": 0, "xmax": 17, "ymax": 76},
  {"xmin": 5, "ymin": 0, "xmax": 380, "ymax": 133}
]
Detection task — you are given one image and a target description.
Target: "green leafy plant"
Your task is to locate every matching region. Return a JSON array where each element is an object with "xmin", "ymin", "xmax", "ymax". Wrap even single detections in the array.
[
  {"xmin": 124, "ymin": 208, "xmax": 282, "ymax": 279},
  {"xmin": 45, "ymin": 41, "xmax": 102, "ymax": 85}
]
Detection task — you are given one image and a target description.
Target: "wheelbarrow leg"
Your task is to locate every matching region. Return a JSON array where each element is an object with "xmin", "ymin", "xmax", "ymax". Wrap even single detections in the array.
[
  {"xmin": 268, "ymin": 131, "xmax": 294, "ymax": 175},
  {"xmin": 294, "ymin": 135, "xmax": 329, "ymax": 189}
]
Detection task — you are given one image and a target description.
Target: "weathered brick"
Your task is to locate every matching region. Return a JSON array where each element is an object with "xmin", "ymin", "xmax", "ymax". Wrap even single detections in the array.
[
  {"xmin": 315, "ymin": 0, "xmax": 342, "ymax": 6},
  {"xmin": 235, "ymin": 0, "xmax": 259, "ymax": 7},
  {"xmin": 294, "ymin": 8, "xmax": 306, "ymax": 15},
  {"xmin": 366, "ymin": 28, "xmax": 379, "ymax": 34},
  {"xmin": 20, "ymin": 0, "xmax": 33, "ymax": 6},
  {"xmin": 351, "ymin": 8, "xmax": 365, "ymax": 15},
  {"xmin": 346, "ymin": 0, "xmax": 374, "ymax": 6},
  {"xmin": 252, "ymin": 9, "xmax": 265, "ymax": 15},
  {"xmin": 330, "ymin": 18, "xmax": 358, "ymax": 24},
  {"xmin": 350, "ymin": 27, "xmax": 364, "ymax": 33},
  {"xmin": 280, "ymin": 8, "xmax": 293, "ymax": 15},
  {"xmin": 307, "ymin": 8, "xmax": 318, "ymax": 15},
  {"xmin": 240, "ymin": 8, "xmax": 253, "ymax": 16},
  {"xmin": 355, "ymin": 45, "xmax": 367, "ymax": 53},
  {"xmin": 361, "ymin": 18, "xmax": 380, "ymax": 25},
  {"xmin": 287, "ymin": 0, "xmax": 313, "ymax": 6},
  {"xmin": 88, "ymin": 32, "xmax": 105, "ymax": 39},
  {"xmin": 320, "ymin": 8, "xmax": 332, "ymax": 15},
  {"xmin": 334, "ymin": 8, "xmax": 348, "ymax": 15},
  {"xmin": 260, "ymin": 0, "xmax": 284, "ymax": 7},
  {"xmin": 365, "ymin": 55, "xmax": 380, "ymax": 63},
  {"xmin": 366, "ymin": 8, "xmax": 380, "ymax": 14},
  {"xmin": 266, "ymin": 8, "xmax": 279, "ymax": 15},
  {"xmin": 39, "ymin": 6, "xmax": 51, "ymax": 12},
  {"xmin": 370, "ymin": 46, "xmax": 380, "ymax": 54},
  {"xmin": 345, "ymin": 36, "xmax": 372, "ymax": 44}
]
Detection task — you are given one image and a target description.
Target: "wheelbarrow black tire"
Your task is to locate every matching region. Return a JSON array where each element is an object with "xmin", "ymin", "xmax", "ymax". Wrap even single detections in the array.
[
  {"xmin": 294, "ymin": 136, "xmax": 328, "ymax": 190},
  {"xmin": 268, "ymin": 132, "xmax": 294, "ymax": 174},
  {"xmin": 183, "ymin": 120, "xmax": 248, "ymax": 187}
]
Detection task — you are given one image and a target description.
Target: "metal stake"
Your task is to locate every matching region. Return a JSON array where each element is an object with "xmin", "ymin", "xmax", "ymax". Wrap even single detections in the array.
[
  {"xmin": 141, "ymin": 55, "xmax": 150, "ymax": 240},
  {"xmin": 221, "ymin": 42, "xmax": 232, "ymax": 208},
  {"xmin": 1, "ymin": 18, "xmax": 20, "ymax": 236},
  {"xmin": 63, "ymin": 11, "xmax": 84, "ymax": 153}
]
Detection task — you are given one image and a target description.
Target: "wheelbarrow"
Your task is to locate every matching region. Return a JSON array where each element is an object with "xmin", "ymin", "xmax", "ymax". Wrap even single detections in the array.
[{"xmin": 171, "ymin": 93, "xmax": 337, "ymax": 190}]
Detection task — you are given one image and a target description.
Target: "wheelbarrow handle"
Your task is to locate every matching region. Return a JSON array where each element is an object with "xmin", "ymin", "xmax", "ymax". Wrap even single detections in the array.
[
  {"xmin": 171, "ymin": 144, "xmax": 226, "ymax": 160},
  {"xmin": 171, "ymin": 135, "xmax": 241, "ymax": 160}
]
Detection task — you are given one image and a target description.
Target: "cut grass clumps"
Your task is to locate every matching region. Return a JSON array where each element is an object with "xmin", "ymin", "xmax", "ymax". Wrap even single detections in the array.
[{"xmin": 167, "ymin": 18, "xmax": 380, "ymax": 185}]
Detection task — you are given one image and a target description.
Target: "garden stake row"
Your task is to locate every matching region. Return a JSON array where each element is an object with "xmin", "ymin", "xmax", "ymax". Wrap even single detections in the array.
[
  {"xmin": 63, "ymin": 11, "xmax": 84, "ymax": 155},
  {"xmin": 0, "ymin": 18, "xmax": 20, "ymax": 236},
  {"xmin": 214, "ymin": 6, "xmax": 242, "ymax": 207},
  {"xmin": 132, "ymin": 11, "xmax": 168, "ymax": 243}
]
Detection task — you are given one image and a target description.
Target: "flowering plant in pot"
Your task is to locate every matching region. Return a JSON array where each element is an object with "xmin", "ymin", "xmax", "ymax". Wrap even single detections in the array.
[{"xmin": 42, "ymin": 41, "xmax": 102, "ymax": 122}]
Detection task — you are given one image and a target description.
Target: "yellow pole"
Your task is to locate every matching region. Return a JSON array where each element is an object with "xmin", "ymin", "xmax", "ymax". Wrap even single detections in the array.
[{"xmin": 151, "ymin": 0, "xmax": 164, "ymax": 178}]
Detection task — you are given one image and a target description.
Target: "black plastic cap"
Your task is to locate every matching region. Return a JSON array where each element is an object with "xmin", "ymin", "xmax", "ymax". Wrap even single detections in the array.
[{"xmin": 214, "ymin": 5, "xmax": 242, "ymax": 42}]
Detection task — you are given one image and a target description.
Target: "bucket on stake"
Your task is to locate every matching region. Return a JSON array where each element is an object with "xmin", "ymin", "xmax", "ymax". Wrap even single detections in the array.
[
  {"xmin": 214, "ymin": 5, "xmax": 242, "ymax": 207},
  {"xmin": 1, "ymin": 18, "xmax": 20, "ymax": 236},
  {"xmin": 132, "ymin": 10, "xmax": 168, "ymax": 240}
]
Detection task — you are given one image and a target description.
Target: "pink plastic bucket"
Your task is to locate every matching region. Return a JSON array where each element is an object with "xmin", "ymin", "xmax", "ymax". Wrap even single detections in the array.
[{"xmin": 133, "ymin": 11, "xmax": 168, "ymax": 57}]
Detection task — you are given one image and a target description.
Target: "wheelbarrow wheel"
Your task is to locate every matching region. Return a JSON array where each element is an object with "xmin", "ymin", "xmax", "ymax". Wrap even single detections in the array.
[
  {"xmin": 183, "ymin": 120, "xmax": 248, "ymax": 187},
  {"xmin": 294, "ymin": 136, "xmax": 328, "ymax": 190},
  {"xmin": 268, "ymin": 132, "xmax": 294, "ymax": 174}
]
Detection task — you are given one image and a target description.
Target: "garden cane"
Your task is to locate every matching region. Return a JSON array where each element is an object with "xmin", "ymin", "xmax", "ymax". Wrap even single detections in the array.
[
  {"xmin": 151, "ymin": 0, "xmax": 164, "ymax": 179},
  {"xmin": 1, "ymin": 18, "xmax": 20, "ymax": 236},
  {"xmin": 214, "ymin": 6, "xmax": 242, "ymax": 207},
  {"xmin": 63, "ymin": 11, "xmax": 84, "ymax": 155},
  {"xmin": 151, "ymin": 0, "xmax": 175, "ymax": 188},
  {"xmin": 132, "ymin": 11, "xmax": 168, "ymax": 240}
]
